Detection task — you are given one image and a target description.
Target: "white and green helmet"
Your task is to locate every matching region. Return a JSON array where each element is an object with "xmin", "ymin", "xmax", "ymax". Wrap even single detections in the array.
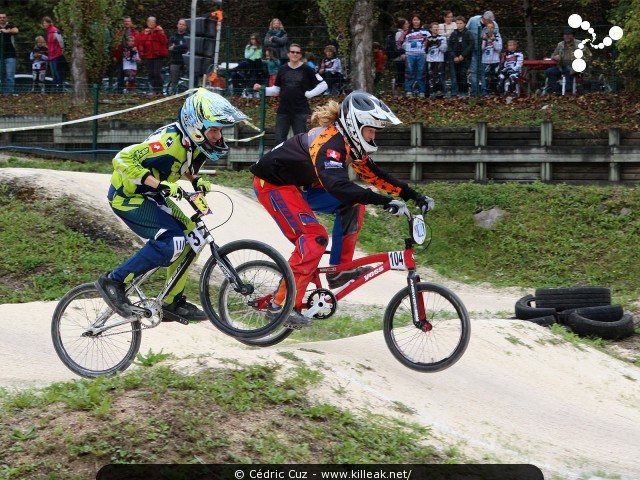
[{"xmin": 179, "ymin": 88, "xmax": 248, "ymax": 161}]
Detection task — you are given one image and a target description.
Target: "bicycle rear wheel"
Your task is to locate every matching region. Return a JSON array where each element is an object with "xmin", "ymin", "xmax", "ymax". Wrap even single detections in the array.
[
  {"xmin": 51, "ymin": 283, "xmax": 142, "ymax": 378},
  {"xmin": 200, "ymin": 240, "xmax": 295, "ymax": 339},
  {"xmin": 383, "ymin": 282, "xmax": 470, "ymax": 373}
]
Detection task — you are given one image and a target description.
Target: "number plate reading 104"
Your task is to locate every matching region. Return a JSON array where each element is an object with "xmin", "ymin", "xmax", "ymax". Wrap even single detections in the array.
[{"xmin": 388, "ymin": 251, "xmax": 407, "ymax": 270}]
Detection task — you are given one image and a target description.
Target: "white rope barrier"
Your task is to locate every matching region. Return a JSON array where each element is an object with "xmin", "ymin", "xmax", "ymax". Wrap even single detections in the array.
[{"xmin": 0, "ymin": 88, "xmax": 265, "ymax": 143}]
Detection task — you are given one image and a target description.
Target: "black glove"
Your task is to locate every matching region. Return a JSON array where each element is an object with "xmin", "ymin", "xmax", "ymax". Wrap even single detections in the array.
[{"xmin": 414, "ymin": 194, "xmax": 435, "ymax": 212}]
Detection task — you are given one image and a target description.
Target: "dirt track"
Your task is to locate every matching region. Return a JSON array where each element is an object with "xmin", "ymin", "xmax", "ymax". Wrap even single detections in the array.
[{"xmin": 1, "ymin": 169, "xmax": 639, "ymax": 479}]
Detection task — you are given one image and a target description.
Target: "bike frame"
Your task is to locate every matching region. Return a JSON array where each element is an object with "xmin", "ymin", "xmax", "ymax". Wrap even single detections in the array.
[
  {"xmin": 89, "ymin": 189, "xmax": 245, "ymax": 333},
  {"xmin": 307, "ymin": 216, "xmax": 428, "ymax": 325}
]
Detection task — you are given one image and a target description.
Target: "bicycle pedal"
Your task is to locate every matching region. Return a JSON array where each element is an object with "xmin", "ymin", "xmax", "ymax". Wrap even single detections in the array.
[
  {"xmin": 283, "ymin": 323, "xmax": 303, "ymax": 330},
  {"xmin": 161, "ymin": 310, "xmax": 190, "ymax": 325}
]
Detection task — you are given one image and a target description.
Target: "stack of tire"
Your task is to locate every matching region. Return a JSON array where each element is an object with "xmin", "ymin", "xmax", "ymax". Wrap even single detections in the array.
[{"xmin": 514, "ymin": 286, "xmax": 635, "ymax": 340}]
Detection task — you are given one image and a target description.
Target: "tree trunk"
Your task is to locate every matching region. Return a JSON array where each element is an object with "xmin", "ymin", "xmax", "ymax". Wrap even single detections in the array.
[
  {"xmin": 349, "ymin": 0, "xmax": 375, "ymax": 92},
  {"xmin": 71, "ymin": 24, "xmax": 88, "ymax": 104},
  {"xmin": 523, "ymin": 0, "xmax": 536, "ymax": 60}
]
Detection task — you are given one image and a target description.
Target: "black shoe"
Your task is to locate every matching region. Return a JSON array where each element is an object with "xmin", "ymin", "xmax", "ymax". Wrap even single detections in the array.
[
  {"xmin": 162, "ymin": 297, "xmax": 207, "ymax": 323},
  {"xmin": 326, "ymin": 266, "xmax": 374, "ymax": 289},
  {"xmin": 95, "ymin": 273, "xmax": 133, "ymax": 318},
  {"xmin": 265, "ymin": 305, "xmax": 312, "ymax": 328}
]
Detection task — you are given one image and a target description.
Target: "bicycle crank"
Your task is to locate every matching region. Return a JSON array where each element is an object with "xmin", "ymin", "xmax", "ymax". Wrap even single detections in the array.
[{"xmin": 306, "ymin": 289, "xmax": 337, "ymax": 319}]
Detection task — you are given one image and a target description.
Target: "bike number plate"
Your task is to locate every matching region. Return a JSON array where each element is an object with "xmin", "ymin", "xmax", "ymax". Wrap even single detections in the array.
[
  {"xmin": 412, "ymin": 215, "xmax": 427, "ymax": 245},
  {"xmin": 186, "ymin": 224, "xmax": 208, "ymax": 253},
  {"xmin": 388, "ymin": 251, "xmax": 407, "ymax": 270}
]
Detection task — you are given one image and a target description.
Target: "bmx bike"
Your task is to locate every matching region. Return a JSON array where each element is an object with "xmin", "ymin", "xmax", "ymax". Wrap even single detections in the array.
[
  {"xmin": 233, "ymin": 205, "xmax": 471, "ymax": 373},
  {"xmin": 51, "ymin": 187, "xmax": 295, "ymax": 378}
]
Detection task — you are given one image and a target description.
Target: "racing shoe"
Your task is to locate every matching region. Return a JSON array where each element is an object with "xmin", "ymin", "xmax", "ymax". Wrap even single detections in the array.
[
  {"xmin": 95, "ymin": 273, "xmax": 133, "ymax": 318},
  {"xmin": 162, "ymin": 297, "xmax": 208, "ymax": 323},
  {"xmin": 265, "ymin": 305, "xmax": 312, "ymax": 329},
  {"xmin": 326, "ymin": 266, "xmax": 374, "ymax": 289}
]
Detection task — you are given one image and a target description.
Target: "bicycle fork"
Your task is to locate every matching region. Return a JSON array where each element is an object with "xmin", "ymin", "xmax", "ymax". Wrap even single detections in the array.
[{"xmin": 407, "ymin": 271, "xmax": 432, "ymax": 332}]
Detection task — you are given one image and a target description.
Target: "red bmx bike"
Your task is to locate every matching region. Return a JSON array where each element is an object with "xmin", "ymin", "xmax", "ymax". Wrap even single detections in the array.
[{"xmin": 234, "ymin": 206, "xmax": 471, "ymax": 373}]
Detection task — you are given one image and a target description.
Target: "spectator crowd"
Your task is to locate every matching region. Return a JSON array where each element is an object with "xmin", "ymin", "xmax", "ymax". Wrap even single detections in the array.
[{"xmin": 0, "ymin": 9, "xmax": 598, "ymax": 98}]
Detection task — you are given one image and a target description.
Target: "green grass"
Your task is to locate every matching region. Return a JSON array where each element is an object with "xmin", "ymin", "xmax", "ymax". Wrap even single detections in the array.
[
  {"xmin": 0, "ymin": 155, "xmax": 113, "ymax": 173},
  {"xmin": 4, "ymin": 168, "xmax": 640, "ymax": 304},
  {"xmin": 0, "ymin": 363, "xmax": 444, "ymax": 477}
]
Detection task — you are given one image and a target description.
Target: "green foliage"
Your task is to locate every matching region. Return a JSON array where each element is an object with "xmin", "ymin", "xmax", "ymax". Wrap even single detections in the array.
[
  {"xmin": 613, "ymin": 0, "xmax": 640, "ymax": 83},
  {"xmin": 54, "ymin": 0, "xmax": 126, "ymax": 85},
  {"xmin": 316, "ymin": 0, "xmax": 354, "ymax": 60},
  {"xmin": 133, "ymin": 349, "xmax": 173, "ymax": 367}
]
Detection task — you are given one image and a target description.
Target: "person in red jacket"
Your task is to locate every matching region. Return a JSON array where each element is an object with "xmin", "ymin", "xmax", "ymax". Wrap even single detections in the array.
[
  {"xmin": 138, "ymin": 16, "xmax": 168, "ymax": 96},
  {"xmin": 41, "ymin": 16, "xmax": 64, "ymax": 93},
  {"xmin": 111, "ymin": 16, "xmax": 140, "ymax": 92}
]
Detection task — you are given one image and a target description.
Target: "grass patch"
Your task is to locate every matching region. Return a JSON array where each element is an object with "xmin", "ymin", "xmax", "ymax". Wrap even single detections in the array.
[{"xmin": 0, "ymin": 364, "xmax": 445, "ymax": 477}]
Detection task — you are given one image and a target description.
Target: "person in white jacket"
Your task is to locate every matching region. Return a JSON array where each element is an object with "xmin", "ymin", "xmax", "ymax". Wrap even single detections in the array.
[
  {"xmin": 426, "ymin": 22, "xmax": 448, "ymax": 97},
  {"xmin": 481, "ymin": 20, "xmax": 502, "ymax": 95}
]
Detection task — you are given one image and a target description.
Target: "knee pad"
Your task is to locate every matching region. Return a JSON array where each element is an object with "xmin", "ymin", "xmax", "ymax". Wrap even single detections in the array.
[{"xmin": 315, "ymin": 235, "xmax": 328, "ymax": 247}]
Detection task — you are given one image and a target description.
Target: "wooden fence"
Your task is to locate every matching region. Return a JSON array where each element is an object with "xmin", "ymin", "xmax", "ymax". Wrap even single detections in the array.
[
  {"xmin": 2, "ymin": 116, "xmax": 639, "ymax": 184},
  {"xmin": 228, "ymin": 122, "xmax": 640, "ymax": 184}
]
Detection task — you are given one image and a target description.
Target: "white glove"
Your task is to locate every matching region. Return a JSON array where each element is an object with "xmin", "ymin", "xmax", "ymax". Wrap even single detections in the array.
[{"xmin": 385, "ymin": 199, "xmax": 410, "ymax": 217}]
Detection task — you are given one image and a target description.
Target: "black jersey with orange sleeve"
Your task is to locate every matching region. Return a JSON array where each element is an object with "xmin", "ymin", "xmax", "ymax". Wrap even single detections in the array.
[{"xmin": 250, "ymin": 125, "xmax": 419, "ymax": 207}]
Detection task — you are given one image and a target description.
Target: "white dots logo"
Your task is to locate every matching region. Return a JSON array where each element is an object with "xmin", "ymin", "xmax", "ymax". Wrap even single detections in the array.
[{"xmin": 567, "ymin": 14, "xmax": 623, "ymax": 72}]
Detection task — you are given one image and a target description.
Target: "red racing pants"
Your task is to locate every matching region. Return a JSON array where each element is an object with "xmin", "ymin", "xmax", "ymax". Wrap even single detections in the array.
[{"xmin": 253, "ymin": 177, "xmax": 364, "ymax": 309}]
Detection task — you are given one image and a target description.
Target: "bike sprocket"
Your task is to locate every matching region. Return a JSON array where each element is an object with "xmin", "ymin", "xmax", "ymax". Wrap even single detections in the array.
[
  {"xmin": 306, "ymin": 288, "xmax": 337, "ymax": 319},
  {"xmin": 133, "ymin": 298, "xmax": 162, "ymax": 328}
]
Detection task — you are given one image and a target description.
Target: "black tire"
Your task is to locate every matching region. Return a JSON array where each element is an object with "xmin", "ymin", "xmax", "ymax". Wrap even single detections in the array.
[
  {"xmin": 535, "ymin": 286, "xmax": 610, "ymax": 299},
  {"xmin": 51, "ymin": 283, "xmax": 142, "ymax": 378},
  {"xmin": 560, "ymin": 304, "xmax": 624, "ymax": 324},
  {"xmin": 535, "ymin": 286, "xmax": 611, "ymax": 310},
  {"xmin": 383, "ymin": 282, "xmax": 471, "ymax": 373},
  {"xmin": 199, "ymin": 240, "xmax": 295, "ymax": 339},
  {"xmin": 567, "ymin": 310, "xmax": 635, "ymax": 340},
  {"xmin": 515, "ymin": 294, "xmax": 557, "ymax": 320},
  {"xmin": 236, "ymin": 326, "xmax": 295, "ymax": 347},
  {"xmin": 523, "ymin": 315, "xmax": 557, "ymax": 327},
  {"xmin": 536, "ymin": 297, "xmax": 611, "ymax": 310}
]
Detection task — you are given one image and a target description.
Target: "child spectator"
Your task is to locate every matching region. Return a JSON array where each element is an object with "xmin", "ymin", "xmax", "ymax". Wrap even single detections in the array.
[
  {"xmin": 481, "ymin": 20, "xmax": 502, "ymax": 95},
  {"xmin": 448, "ymin": 16, "xmax": 473, "ymax": 96},
  {"xmin": 372, "ymin": 42, "xmax": 386, "ymax": 87},
  {"xmin": 497, "ymin": 39, "xmax": 524, "ymax": 96},
  {"xmin": 319, "ymin": 44, "xmax": 344, "ymax": 95},
  {"xmin": 425, "ymin": 22, "xmax": 447, "ymax": 97},
  {"xmin": 399, "ymin": 14, "xmax": 429, "ymax": 97},
  {"xmin": 263, "ymin": 47, "xmax": 280, "ymax": 87},
  {"xmin": 30, "ymin": 35, "xmax": 48, "ymax": 93},
  {"xmin": 122, "ymin": 35, "xmax": 141, "ymax": 92}
]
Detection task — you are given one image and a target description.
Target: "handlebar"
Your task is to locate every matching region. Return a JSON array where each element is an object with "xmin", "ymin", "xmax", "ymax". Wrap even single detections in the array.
[{"xmin": 383, "ymin": 203, "xmax": 429, "ymax": 218}]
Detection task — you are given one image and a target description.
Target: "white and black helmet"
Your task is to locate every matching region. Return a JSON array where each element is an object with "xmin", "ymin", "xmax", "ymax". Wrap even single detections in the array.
[{"xmin": 337, "ymin": 91, "xmax": 401, "ymax": 159}]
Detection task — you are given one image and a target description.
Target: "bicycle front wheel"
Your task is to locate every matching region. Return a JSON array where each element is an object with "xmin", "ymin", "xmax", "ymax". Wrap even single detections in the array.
[
  {"xmin": 200, "ymin": 240, "xmax": 295, "ymax": 339},
  {"xmin": 383, "ymin": 282, "xmax": 470, "ymax": 373},
  {"xmin": 51, "ymin": 283, "xmax": 142, "ymax": 378}
]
